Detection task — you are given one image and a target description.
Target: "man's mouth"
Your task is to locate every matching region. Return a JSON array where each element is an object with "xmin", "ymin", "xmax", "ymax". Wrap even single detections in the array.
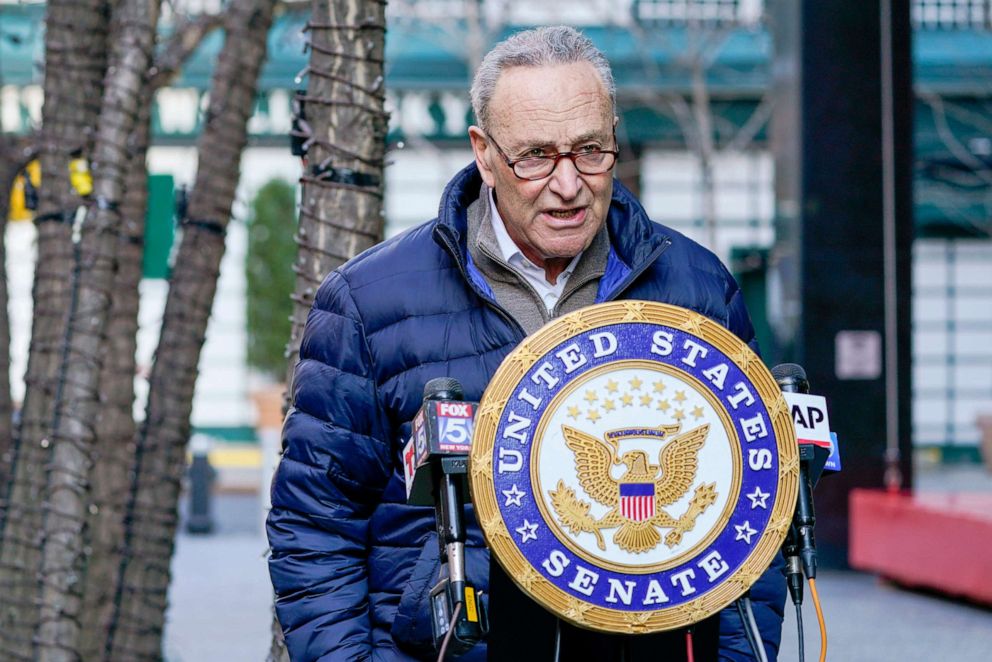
[{"xmin": 546, "ymin": 207, "xmax": 584, "ymax": 220}]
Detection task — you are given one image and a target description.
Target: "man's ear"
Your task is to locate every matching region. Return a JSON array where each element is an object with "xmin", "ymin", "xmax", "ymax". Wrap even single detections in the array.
[{"xmin": 468, "ymin": 126, "xmax": 496, "ymax": 188}]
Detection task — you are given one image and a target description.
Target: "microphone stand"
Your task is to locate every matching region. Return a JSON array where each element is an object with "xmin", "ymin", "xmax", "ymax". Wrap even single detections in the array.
[
  {"xmin": 430, "ymin": 457, "xmax": 487, "ymax": 658},
  {"xmin": 773, "ymin": 364, "xmax": 819, "ymax": 585},
  {"xmin": 418, "ymin": 379, "xmax": 487, "ymax": 659}
]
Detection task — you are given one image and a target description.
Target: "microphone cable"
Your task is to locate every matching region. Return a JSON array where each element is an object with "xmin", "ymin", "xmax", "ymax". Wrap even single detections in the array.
[
  {"xmin": 795, "ymin": 600, "xmax": 805, "ymax": 662},
  {"xmin": 740, "ymin": 595, "xmax": 770, "ymax": 662},
  {"xmin": 736, "ymin": 599, "xmax": 758, "ymax": 658},
  {"xmin": 808, "ymin": 577, "xmax": 828, "ymax": 662},
  {"xmin": 436, "ymin": 602, "xmax": 463, "ymax": 662}
]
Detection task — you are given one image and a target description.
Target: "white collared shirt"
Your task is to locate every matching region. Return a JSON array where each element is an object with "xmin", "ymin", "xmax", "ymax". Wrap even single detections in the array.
[{"xmin": 488, "ymin": 189, "xmax": 583, "ymax": 313}]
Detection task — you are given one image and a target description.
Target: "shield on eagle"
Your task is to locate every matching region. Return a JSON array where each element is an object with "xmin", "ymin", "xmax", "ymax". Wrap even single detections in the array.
[{"xmin": 619, "ymin": 482, "xmax": 655, "ymax": 522}]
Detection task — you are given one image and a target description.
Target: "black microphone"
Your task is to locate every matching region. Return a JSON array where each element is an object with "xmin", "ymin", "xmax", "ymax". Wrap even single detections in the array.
[
  {"xmin": 772, "ymin": 363, "xmax": 820, "ymax": 595},
  {"xmin": 402, "ymin": 378, "xmax": 488, "ymax": 657}
]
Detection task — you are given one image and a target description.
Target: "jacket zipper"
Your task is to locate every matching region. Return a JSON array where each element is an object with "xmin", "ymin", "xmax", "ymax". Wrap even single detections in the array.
[{"xmin": 602, "ymin": 237, "xmax": 673, "ymax": 302}]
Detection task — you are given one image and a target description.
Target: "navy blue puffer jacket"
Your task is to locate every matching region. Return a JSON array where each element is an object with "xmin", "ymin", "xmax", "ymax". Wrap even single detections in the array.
[{"xmin": 267, "ymin": 163, "xmax": 785, "ymax": 661}]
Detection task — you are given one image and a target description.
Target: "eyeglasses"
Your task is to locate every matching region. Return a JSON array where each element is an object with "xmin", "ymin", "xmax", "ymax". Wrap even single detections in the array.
[{"xmin": 486, "ymin": 133, "xmax": 620, "ymax": 181}]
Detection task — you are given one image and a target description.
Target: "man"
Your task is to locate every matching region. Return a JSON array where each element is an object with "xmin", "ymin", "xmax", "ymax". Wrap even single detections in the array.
[{"xmin": 267, "ymin": 26, "xmax": 785, "ymax": 661}]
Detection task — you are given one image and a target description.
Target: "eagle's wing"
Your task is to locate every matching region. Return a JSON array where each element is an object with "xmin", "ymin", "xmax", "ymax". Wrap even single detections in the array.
[
  {"xmin": 655, "ymin": 424, "xmax": 710, "ymax": 506},
  {"xmin": 561, "ymin": 425, "xmax": 619, "ymax": 507}
]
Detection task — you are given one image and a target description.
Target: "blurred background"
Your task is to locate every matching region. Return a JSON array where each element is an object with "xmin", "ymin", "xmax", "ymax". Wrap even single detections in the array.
[{"xmin": 2, "ymin": 0, "xmax": 991, "ymax": 660}]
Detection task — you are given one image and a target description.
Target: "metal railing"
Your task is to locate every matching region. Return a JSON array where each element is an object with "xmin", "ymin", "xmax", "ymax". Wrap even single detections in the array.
[
  {"xmin": 913, "ymin": 0, "xmax": 992, "ymax": 30},
  {"xmin": 632, "ymin": 0, "xmax": 992, "ymax": 29},
  {"xmin": 632, "ymin": 0, "xmax": 761, "ymax": 27}
]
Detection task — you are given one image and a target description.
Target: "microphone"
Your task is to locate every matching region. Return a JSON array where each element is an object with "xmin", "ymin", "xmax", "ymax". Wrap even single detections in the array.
[
  {"xmin": 772, "ymin": 363, "xmax": 824, "ymax": 598},
  {"xmin": 402, "ymin": 378, "xmax": 488, "ymax": 657}
]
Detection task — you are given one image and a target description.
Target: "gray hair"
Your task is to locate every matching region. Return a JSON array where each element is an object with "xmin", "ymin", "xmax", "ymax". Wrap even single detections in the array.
[{"xmin": 470, "ymin": 26, "xmax": 617, "ymax": 134}]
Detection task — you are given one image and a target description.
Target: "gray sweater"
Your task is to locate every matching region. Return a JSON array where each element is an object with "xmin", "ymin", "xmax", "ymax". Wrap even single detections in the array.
[{"xmin": 466, "ymin": 185, "xmax": 610, "ymax": 336}]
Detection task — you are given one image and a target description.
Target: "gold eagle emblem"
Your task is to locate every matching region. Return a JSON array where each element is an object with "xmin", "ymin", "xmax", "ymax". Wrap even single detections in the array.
[{"xmin": 549, "ymin": 423, "xmax": 718, "ymax": 553}]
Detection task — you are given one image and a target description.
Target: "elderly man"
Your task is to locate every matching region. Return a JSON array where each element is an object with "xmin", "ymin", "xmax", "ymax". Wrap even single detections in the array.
[{"xmin": 267, "ymin": 26, "xmax": 785, "ymax": 661}]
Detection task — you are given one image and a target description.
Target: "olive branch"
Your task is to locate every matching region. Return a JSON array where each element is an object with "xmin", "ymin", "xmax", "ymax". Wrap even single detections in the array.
[{"xmin": 549, "ymin": 480, "xmax": 608, "ymax": 551}]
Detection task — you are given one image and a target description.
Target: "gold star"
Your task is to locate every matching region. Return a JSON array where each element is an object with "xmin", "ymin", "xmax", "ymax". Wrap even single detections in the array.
[
  {"xmin": 565, "ymin": 315, "xmax": 590, "ymax": 336},
  {"xmin": 657, "ymin": 399, "xmax": 670, "ymax": 412},
  {"xmin": 567, "ymin": 405, "xmax": 581, "ymax": 420},
  {"xmin": 688, "ymin": 607, "xmax": 709, "ymax": 624},
  {"xmin": 564, "ymin": 598, "xmax": 592, "ymax": 623},
  {"xmin": 471, "ymin": 454, "xmax": 492, "ymax": 481},
  {"xmin": 680, "ymin": 315, "xmax": 703, "ymax": 336},
  {"xmin": 674, "ymin": 390, "xmax": 687, "ymax": 403},
  {"xmin": 623, "ymin": 612, "xmax": 651, "ymax": 630},
  {"xmin": 481, "ymin": 514, "xmax": 505, "ymax": 540},
  {"xmin": 629, "ymin": 376, "xmax": 643, "ymax": 390},
  {"xmin": 769, "ymin": 397, "xmax": 789, "ymax": 422},
  {"xmin": 509, "ymin": 347, "xmax": 539, "ymax": 378},
  {"xmin": 768, "ymin": 515, "xmax": 792, "ymax": 536},
  {"xmin": 780, "ymin": 455, "xmax": 800, "ymax": 476},
  {"xmin": 605, "ymin": 379, "xmax": 619, "ymax": 394},
  {"xmin": 622, "ymin": 301, "xmax": 647, "ymax": 321},
  {"xmin": 586, "ymin": 409, "xmax": 602, "ymax": 423},
  {"xmin": 584, "ymin": 389, "xmax": 598, "ymax": 404},
  {"xmin": 653, "ymin": 380, "xmax": 666, "ymax": 394},
  {"xmin": 518, "ymin": 567, "xmax": 541, "ymax": 591},
  {"xmin": 735, "ymin": 349, "xmax": 752, "ymax": 372},
  {"xmin": 692, "ymin": 405, "xmax": 705, "ymax": 419},
  {"xmin": 621, "ymin": 393, "xmax": 634, "ymax": 407},
  {"xmin": 478, "ymin": 398, "xmax": 504, "ymax": 420},
  {"xmin": 674, "ymin": 409, "xmax": 685, "ymax": 421},
  {"xmin": 732, "ymin": 572, "xmax": 758, "ymax": 591},
  {"xmin": 602, "ymin": 399, "xmax": 616, "ymax": 412},
  {"xmin": 639, "ymin": 394, "xmax": 653, "ymax": 407}
]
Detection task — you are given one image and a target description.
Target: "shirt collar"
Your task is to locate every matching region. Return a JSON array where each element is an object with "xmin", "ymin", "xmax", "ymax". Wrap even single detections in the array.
[{"xmin": 487, "ymin": 188, "xmax": 582, "ymax": 284}]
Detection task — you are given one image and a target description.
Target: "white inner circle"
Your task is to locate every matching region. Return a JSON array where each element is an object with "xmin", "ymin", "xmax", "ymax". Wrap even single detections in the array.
[{"xmin": 535, "ymin": 366, "xmax": 736, "ymax": 569}]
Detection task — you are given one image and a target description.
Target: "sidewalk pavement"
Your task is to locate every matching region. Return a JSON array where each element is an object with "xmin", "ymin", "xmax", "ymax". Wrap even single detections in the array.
[
  {"xmin": 164, "ymin": 462, "xmax": 992, "ymax": 661},
  {"xmin": 165, "ymin": 493, "xmax": 271, "ymax": 662}
]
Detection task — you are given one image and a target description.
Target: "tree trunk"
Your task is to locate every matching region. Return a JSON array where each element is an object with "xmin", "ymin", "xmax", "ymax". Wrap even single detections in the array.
[
  {"xmin": 0, "ymin": 1, "xmax": 110, "ymax": 657},
  {"xmin": 35, "ymin": 0, "xmax": 159, "ymax": 656},
  {"xmin": 269, "ymin": 1, "xmax": 388, "ymax": 657},
  {"xmin": 75, "ymin": 14, "xmax": 223, "ymax": 653},
  {"xmin": 284, "ymin": 0, "xmax": 388, "ymax": 397},
  {"xmin": 106, "ymin": 0, "xmax": 275, "ymax": 657},
  {"xmin": 76, "ymin": 92, "xmax": 152, "ymax": 661}
]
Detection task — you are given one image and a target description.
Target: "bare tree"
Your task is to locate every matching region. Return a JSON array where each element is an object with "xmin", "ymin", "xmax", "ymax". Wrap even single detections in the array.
[
  {"xmin": 2, "ymin": 0, "xmax": 282, "ymax": 658},
  {"xmin": 0, "ymin": 1, "xmax": 111, "ymax": 656},
  {"xmin": 35, "ymin": 0, "xmax": 161, "ymax": 655},
  {"xmin": 78, "ymin": 16, "xmax": 222, "ymax": 660},
  {"xmin": 77, "ymin": 97, "xmax": 154, "ymax": 661},
  {"xmin": 268, "ymin": 0, "xmax": 388, "ymax": 657},
  {"xmin": 105, "ymin": 0, "xmax": 276, "ymax": 657},
  {"xmin": 627, "ymin": 8, "xmax": 774, "ymax": 251}
]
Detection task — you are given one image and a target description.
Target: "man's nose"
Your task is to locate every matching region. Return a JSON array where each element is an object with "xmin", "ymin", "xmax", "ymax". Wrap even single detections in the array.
[{"xmin": 547, "ymin": 156, "xmax": 582, "ymax": 200}]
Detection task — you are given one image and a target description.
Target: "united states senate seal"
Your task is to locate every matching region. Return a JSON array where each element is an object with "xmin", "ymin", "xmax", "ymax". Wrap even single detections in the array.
[{"xmin": 469, "ymin": 302, "xmax": 798, "ymax": 634}]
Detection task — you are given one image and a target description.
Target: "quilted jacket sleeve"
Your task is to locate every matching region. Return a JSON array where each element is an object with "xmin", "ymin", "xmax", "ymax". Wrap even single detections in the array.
[
  {"xmin": 718, "ymin": 280, "xmax": 788, "ymax": 660},
  {"xmin": 266, "ymin": 271, "xmax": 393, "ymax": 662}
]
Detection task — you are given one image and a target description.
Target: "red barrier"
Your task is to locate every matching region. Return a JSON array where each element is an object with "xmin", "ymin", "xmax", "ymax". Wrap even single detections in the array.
[{"xmin": 850, "ymin": 489, "xmax": 992, "ymax": 606}]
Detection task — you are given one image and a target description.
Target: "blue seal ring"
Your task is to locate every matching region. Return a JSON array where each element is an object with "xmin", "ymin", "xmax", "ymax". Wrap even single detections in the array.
[{"xmin": 470, "ymin": 302, "xmax": 798, "ymax": 633}]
